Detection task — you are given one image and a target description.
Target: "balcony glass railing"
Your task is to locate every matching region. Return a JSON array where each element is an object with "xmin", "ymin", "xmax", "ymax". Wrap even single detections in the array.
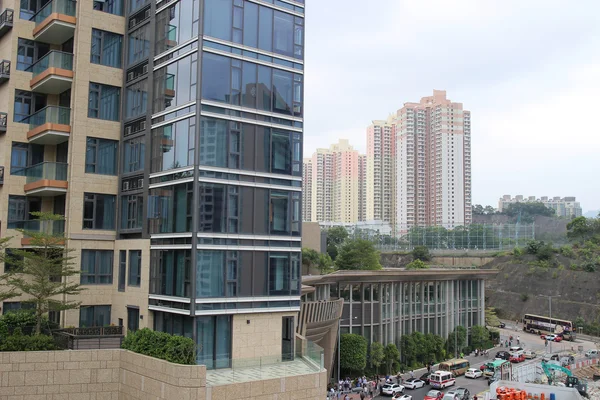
[
  {"xmin": 28, "ymin": 106, "xmax": 71, "ymax": 130},
  {"xmin": 167, "ymin": 24, "xmax": 177, "ymax": 42},
  {"xmin": 0, "ymin": 59, "xmax": 10, "ymax": 75},
  {"xmin": 32, "ymin": 0, "xmax": 76, "ymax": 26},
  {"xmin": 0, "ymin": 112, "xmax": 7, "ymax": 129},
  {"xmin": 0, "ymin": 8, "xmax": 14, "ymax": 25},
  {"xmin": 25, "ymin": 161, "xmax": 68, "ymax": 184},
  {"xmin": 11, "ymin": 219, "xmax": 65, "ymax": 235},
  {"xmin": 30, "ymin": 51, "xmax": 73, "ymax": 78},
  {"xmin": 165, "ymin": 73, "xmax": 175, "ymax": 91}
]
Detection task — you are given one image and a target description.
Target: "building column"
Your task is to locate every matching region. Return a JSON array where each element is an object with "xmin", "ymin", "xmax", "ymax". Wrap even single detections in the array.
[
  {"xmin": 480, "ymin": 279, "xmax": 485, "ymax": 326},
  {"xmin": 390, "ymin": 283, "xmax": 395, "ymax": 345}
]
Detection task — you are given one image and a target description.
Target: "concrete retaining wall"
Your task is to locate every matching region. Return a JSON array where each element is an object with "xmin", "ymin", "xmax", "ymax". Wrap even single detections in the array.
[{"xmin": 0, "ymin": 349, "xmax": 326, "ymax": 400}]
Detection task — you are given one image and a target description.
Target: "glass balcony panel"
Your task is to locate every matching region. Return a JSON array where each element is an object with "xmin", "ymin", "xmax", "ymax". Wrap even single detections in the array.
[
  {"xmin": 25, "ymin": 161, "xmax": 68, "ymax": 184},
  {"xmin": 32, "ymin": 0, "xmax": 76, "ymax": 26},
  {"xmin": 30, "ymin": 51, "xmax": 73, "ymax": 78},
  {"xmin": 28, "ymin": 106, "xmax": 71, "ymax": 130}
]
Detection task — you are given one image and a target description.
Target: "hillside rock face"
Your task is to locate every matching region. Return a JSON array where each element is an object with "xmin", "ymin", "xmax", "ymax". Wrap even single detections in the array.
[{"xmin": 483, "ymin": 255, "xmax": 600, "ymax": 322}]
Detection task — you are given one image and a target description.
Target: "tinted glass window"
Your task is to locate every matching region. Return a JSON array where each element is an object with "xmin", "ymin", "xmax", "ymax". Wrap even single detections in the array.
[
  {"xmin": 258, "ymin": 6, "xmax": 273, "ymax": 52},
  {"xmin": 150, "ymin": 116, "xmax": 196, "ymax": 173},
  {"xmin": 153, "ymin": 53, "xmax": 197, "ymax": 114},
  {"xmin": 123, "ymin": 137, "xmax": 145, "ymax": 173},
  {"xmin": 128, "ymin": 25, "xmax": 150, "ymax": 65},
  {"xmin": 201, "ymin": 53, "xmax": 231, "ymax": 103},
  {"xmin": 88, "ymin": 83, "xmax": 120, "ymax": 121},
  {"xmin": 269, "ymin": 254, "xmax": 290, "ymax": 295},
  {"xmin": 79, "ymin": 305, "xmax": 111, "ymax": 327},
  {"xmin": 148, "ymin": 183, "xmax": 193, "ymax": 234},
  {"xmin": 128, "ymin": 250, "xmax": 141, "ymax": 286},
  {"xmin": 155, "ymin": 0, "xmax": 199, "ymax": 55},
  {"xmin": 85, "ymin": 137, "xmax": 118, "ymax": 175},
  {"xmin": 243, "ymin": 2, "xmax": 258, "ymax": 48},
  {"xmin": 273, "ymin": 11, "xmax": 293, "ymax": 57},
  {"xmin": 17, "ymin": 38, "xmax": 50, "ymax": 71},
  {"xmin": 80, "ymin": 250, "xmax": 114, "ymax": 284},
  {"xmin": 272, "ymin": 70, "xmax": 293, "ymax": 115},
  {"xmin": 120, "ymin": 195, "xmax": 143, "ymax": 230},
  {"xmin": 14, "ymin": 90, "xmax": 46, "ymax": 123},
  {"xmin": 93, "ymin": 0, "xmax": 123, "ymax": 16},
  {"xmin": 150, "ymin": 249, "xmax": 192, "ymax": 297},
  {"xmin": 91, "ymin": 29, "xmax": 123, "ymax": 68},
  {"xmin": 83, "ymin": 193, "xmax": 116, "ymax": 230},
  {"xmin": 126, "ymin": 80, "xmax": 148, "ymax": 118},
  {"xmin": 196, "ymin": 251, "xmax": 224, "ymax": 297},
  {"xmin": 203, "ymin": 0, "xmax": 232, "ymax": 41}
]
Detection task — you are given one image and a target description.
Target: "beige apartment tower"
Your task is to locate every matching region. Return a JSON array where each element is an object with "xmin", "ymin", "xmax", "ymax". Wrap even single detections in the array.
[
  {"xmin": 0, "ymin": 0, "xmax": 320, "ymax": 377},
  {"xmin": 366, "ymin": 115, "xmax": 396, "ymax": 225},
  {"xmin": 396, "ymin": 90, "xmax": 472, "ymax": 231}
]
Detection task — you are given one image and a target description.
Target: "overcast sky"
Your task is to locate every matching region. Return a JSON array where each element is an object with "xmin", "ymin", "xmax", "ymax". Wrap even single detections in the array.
[{"xmin": 303, "ymin": 0, "xmax": 600, "ymax": 212}]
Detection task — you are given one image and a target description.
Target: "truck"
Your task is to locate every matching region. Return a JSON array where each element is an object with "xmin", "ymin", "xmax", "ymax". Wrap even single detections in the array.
[{"xmin": 540, "ymin": 361, "xmax": 588, "ymax": 398}]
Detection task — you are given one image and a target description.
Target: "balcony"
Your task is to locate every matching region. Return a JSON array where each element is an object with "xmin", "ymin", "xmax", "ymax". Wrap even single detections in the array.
[
  {"xmin": 53, "ymin": 326, "xmax": 124, "ymax": 350},
  {"xmin": 24, "ymin": 161, "xmax": 68, "ymax": 196},
  {"xmin": 0, "ymin": 60, "xmax": 9, "ymax": 84},
  {"xmin": 13, "ymin": 219, "xmax": 65, "ymax": 246},
  {"xmin": 161, "ymin": 125, "xmax": 174, "ymax": 153},
  {"xmin": 0, "ymin": 112, "xmax": 6, "ymax": 133},
  {"xmin": 164, "ymin": 73, "xmax": 175, "ymax": 99},
  {"xmin": 0, "ymin": 9, "xmax": 13, "ymax": 38},
  {"xmin": 0, "ymin": 165, "xmax": 4, "ymax": 184},
  {"xmin": 32, "ymin": 0, "xmax": 76, "ymax": 44},
  {"xmin": 27, "ymin": 106, "xmax": 71, "ymax": 144},
  {"xmin": 166, "ymin": 24, "xmax": 177, "ymax": 49},
  {"xmin": 29, "ymin": 51, "xmax": 73, "ymax": 94}
]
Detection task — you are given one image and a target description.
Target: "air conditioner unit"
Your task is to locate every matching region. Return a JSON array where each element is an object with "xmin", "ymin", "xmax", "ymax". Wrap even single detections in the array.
[
  {"xmin": 142, "ymin": 64, "xmax": 148, "ymax": 74},
  {"xmin": 129, "ymin": 19, "xmax": 136, "ymax": 29},
  {"xmin": 138, "ymin": 179, "xmax": 143, "ymax": 188},
  {"xmin": 140, "ymin": 121, "xmax": 146, "ymax": 130},
  {"xmin": 123, "ymin": 181, "xmax": 130, "ymax": 191},
  {"xmin": 125, "ymin": 126, "xmax": 131, "ymax": 135},
  {"xmin": 127, "ymin": 71, "xmax": 134, "ymax": 81}
]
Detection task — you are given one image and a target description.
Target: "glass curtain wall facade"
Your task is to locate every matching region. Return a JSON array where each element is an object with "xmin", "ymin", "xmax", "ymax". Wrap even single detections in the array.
[
  {"xmin": 118, "ymin": 0, "xmax": 304, "ymax": 369},
  {"xmin": 321, "ymin": 279, "xmax": 486, "ymax": 348}
]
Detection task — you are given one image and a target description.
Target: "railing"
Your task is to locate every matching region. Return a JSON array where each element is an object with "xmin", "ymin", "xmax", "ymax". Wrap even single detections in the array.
[
  {"xmin": 28, "ymin": 106, "xmax": 71, "ymax": 130},
  {"xmin": 0, "ymin": 59, "xmax": 9, "ymax": 75},
  {"xmin": 12, "ymin": 219, "xmax": 65, "ymax": 235},
  {"xmin": 30, "ymin": 51, "xmax": 73, "ymax": 77},
  {"xmin": 167, "ymin": 24, "xmax": 177, "ymax": 42},
  {"xmin": 0, "ymin": 166, "xmax": 4, "ymax": 185},
  {"xmin": 31, "ymin": 0, "xmax": 76, "ymax": 26},
  {"xmin": 165, "ymin": 73, "xmax": 175, "ymax": 91},
  {"xmin": 0, "ymin": 8, "xmax": 14, "ymax": 25},
  {"xmin": 0, "ymin": 112, "xmax": 6, "ymax": 129},
  {"xmin": 24, "ymin": 161, "xmax": 68, "ymax": 184},
  {"xmin": 53, "ymin": 326, "xmax": 124, "ymax": 350}
]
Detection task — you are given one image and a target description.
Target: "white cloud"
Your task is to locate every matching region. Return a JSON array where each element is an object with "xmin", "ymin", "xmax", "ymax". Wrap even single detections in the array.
[{"xmin": 304, "ymin": 0, "xmax": 600, "ymax": 211}]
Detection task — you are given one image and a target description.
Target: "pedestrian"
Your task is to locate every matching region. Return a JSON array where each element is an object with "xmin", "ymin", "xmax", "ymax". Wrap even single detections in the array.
[
  {"xmin": 545, "ymin": 339, "xmax": 548, "ymax": 348},
  {"xmin": 427, "ymin": 364, "xmax": 431, "ymax": 373},
  {"xmin": 344, "ymin": 394, "xmax": 350, "ymax": 400},
  {"xmin": 474, "ymin": 395, "xmax": 478, "ymax": 400},
  {"xmin": 360, "ymin": 391, "xmax": 365, "ymax": 400},
  {"xmin": 410, "ymin": 370, "xmax": 414, "ymax": 379}
]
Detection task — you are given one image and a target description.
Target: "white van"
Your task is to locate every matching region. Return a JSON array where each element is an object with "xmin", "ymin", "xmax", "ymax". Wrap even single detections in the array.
[
  {"xmin": 586, "ymin": 349, "xmax": 599, "ymax": 358},
  {"xmin": 429, "ymin": 371, "xmax": 456, "ymax": 389}
]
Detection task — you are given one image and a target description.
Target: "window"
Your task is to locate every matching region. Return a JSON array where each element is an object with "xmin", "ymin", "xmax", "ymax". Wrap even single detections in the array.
[
  {"xmin": 121, "ymin": 195, "xmax": 143, "ymax": 230},
  {"xmin": 88, "ymin": 83, "xmax": 120, "ymax": 121},
  {"xmin": 127, "ymin": 307, "xmax": 139, "ymax": 332},
  {"xmin": 123, "ymin": 137, "xmax": 145, "ymax": 173},
  {"xmin": 10, "ymin": 142, "xmax": 44, "ymax": 176},
  {"xmin": 14, "ymin": 90, "xmax": 46, "ymax": 123},
  {"xmin": 91, "ymin": 29, "xmax": 122, "ymax": 68},
  {"xmin": 128, "ymin": 25, "xmax": 150, "ymax": 65},
  {"xmin": 79, "ymin": 305, "xmax": 111, "ymax": 327},
  {"xmin": 270, "ymin": 191, "xmax": 288, "ymax": 234},
  {"xmin": 125, "ymin": 80, "xmax": 148, "ymax": 118},
  {"xmin": 150, "ymin": 249, "xmax": 192, "ymax": 298},
  {"xmin": 17, "ymin": 38, "xmax": 50, "ymax": 71},
  {"xmin": 85, "ymin": 137, "xmax": 118, "ymax": 175},
  {"xmin": 83, "ymin": 193, "xmax": 116, "ymax": 230},
  {"xmin": 128, "ymin": 250, "xmax": 141, "ymax": 287},
  {"xmin": 118, "ymin": 251, "xmax": 126, "ymax": 292},
  {"xmin": 8, "ymin": 195, "xmax": 41, "ymax": 228},
  {"xmin": 93, "ymin": 0, "xmax": 123, "ymax": 16},
  {"xmin": 80, "ymin": 250, "xmax": 114, "ymax": 284},
  {"xmin": 269, "ymin": 254, "xmax": 289, "ymax": 295},
  {"xmin": 2, "ymin": 301, "xmax": 34, "ymax": 314}
]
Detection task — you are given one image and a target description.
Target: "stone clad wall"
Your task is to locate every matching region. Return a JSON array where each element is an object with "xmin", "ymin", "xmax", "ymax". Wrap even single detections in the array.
[{"xmin": 0, "ymin": 349, "xmax": 326, "ymax": 400}]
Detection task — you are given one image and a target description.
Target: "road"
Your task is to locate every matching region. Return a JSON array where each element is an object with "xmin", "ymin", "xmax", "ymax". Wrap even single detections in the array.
[{"xmin": 369, "ymin": 322, "xmax": 599, "ymax": 400}]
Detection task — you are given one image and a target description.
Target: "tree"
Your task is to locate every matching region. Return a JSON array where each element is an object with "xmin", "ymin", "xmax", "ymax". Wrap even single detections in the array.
[
  {"xmin": 485, "ymin": 307, "xmax": 501, "ymax": 327},
  {"xmin": 406, "ymin": 259, "xmax": 428, "ymax": 270},
  {"xmin": 502, "ymin": 202, "xmax": 555, "ymax": 223},
  {"xmin": 340, "ymin": 333, "xmax": 367, "ymax": 374},
  {"xmin": 400, "ymin": 333, "xmax": 416, "ymax": 366},
  {"xmin": 6, "ymin": 212, "xmax": 84, "ymax": 334},
  {"xmin": 411, "ymin": 246, "xmax": 431, "ymax": 261},
  {"xmin": 369, "ymin": 342, "xmax": 385, "ymax": 373},
  {"xmin": 470, "ymin": 325, "xmax": 489, "ymax": 349},
  {"xmin": 566, "ymin": 216, "xmax": 600, "ymax": 243},
  {"xmin": 316, "ymin": 253, "xmax": 334, "ymax": 274},
  {"xmin": 472, "ymin": 204, "xmax": 485, "ymax": 215},
  {"xmin": 446, "ymin": 326, "xmax": 467, "ymax": 356},
  {"xmin": 484, "ymin": 206, "xmax": 496, "ymax": 215},
  {"xmin": 301, "ymin": 248, "xmax": 319, "ymax": 270},
  {"xmin": 335, "ymin": 239, "xmax": 382, "ymax": 270},
  {"xmin": 326, "ymin": 226, "xmax": 349, "ymax": 261},
  {"xmin": 384, "ymin": 343, "xmax": 400, "ymax": 374},
  {"xmin": 0, "ymin": 237, "xmax": 20, "ymax": 303}
]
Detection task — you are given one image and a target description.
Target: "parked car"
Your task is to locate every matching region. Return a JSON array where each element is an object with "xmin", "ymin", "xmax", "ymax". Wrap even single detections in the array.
[
  {"xmin": 510, "ymin": 353, "xmax": 525, "ymax": 363},
  {"xmin": 524, "ymin": 350, "xmax": 537, "ymax": 359},
  {"xmin": 495, "ymin": 351, "xmax": 511, "ymax": 360},
  {"xmin": 586, "ymin": 349, "xmax": 599, "ymax": 358},
  {"xmin": 419, "ymin": 372, "xmax": 431, "ymax": 384},
  {"xmin": 498, "ymin": 322, "xmax": 506, "ymax": 328},
  {"xmin": 510, "ymin": 346, "xmax": 524, "ymax": 352},
  {"xmin": 382, "ymin": 383, "xmax": 404, "ymax": 396},
  {"xmin": 393, "ymin": 395, "xmax": 412, "ymax": 400},
  {"xmin": 424, "ymin": 390, "xmax": 443, "ymax": 400},
  {"xmin": 403, "ymin": 379, "xmax": 425, "ymax": 389},
  {"xmin": 465, "ymin": 368, "xmax": 483, "ymax": 379},
  {"xmin": 454, "ymin": 387, "xmax": 471, "ymax": 400},
  {"xmin": 542, "ymin": 334, "xmax": 562, "ymax": 342}
]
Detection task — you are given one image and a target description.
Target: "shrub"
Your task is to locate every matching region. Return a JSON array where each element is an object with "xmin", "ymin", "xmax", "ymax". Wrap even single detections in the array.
[
  {"xmin": 557, "ymin": 264, "xmax": 565, "ymax": 271},
  {"xmin": 559, "ymin": 245, "xmax": 575, "ymax": 258},
  {"xmin": 570, "ymin": 263, "xmax": 579, "ymax": 271},
  {"xmin": 406, "ymin": 259, "xmax": 428, "ymax": 270},
  {"xmin": 0, "ymin": 328, "xmax": 57, "ymax": 351},
  {"xmin": 512, "ymin": 247, "xmax": 523, "ymax": 257},
  {"xmin": 525, "ymin": 240, "xmax": 544, "ymax": 255},
  {"xmin": 412, "ymin": 246, "xmax": 431, "ymax": 261},
  {"xmin": 552, "ymin": 272, "xmax": 558, "ymax": 279},
  {"xmin": 0, "ymin": 310, "xmax": 57, "ymax": 336},
  {"xmin": 536, "ymin": 244, "xmax": 555, "ymax": 261},
  {"xmin": 520, "ymin": 293, "xmax": 529, "ymax": 302},
  {"xmin": 340, "ymin": 334, "xmax": 368, "ymax": 374},
  {"xmin": 122, "ymin": 328, "xmax": 196, "ymax": 365},
  {"xmin": 581, "ymin": 261, "xmax": 598, "ymax": 273}
]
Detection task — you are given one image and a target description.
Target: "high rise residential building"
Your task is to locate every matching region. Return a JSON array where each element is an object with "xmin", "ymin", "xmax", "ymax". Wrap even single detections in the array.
[
  {"xmin": 0, "ymin": 0, "xmax": 307, "ymax": 371},
  {"xmin": 366, "ymin": 115, "xmax": 396, "ymax": 225},
  {"xmin": 396, "ymin": 90, "xmax": 472, "ymax": 231},
  {"xmin": 498, "ymin": 195, "xmax": 582, "ymax": 218},
  {"xmin": 304, "ymin": 139, "xmax": 363, "ymax": 223},
  {"xmin": 302, "ymin": 157, "xmax": 312, "ymax": 223},
  {"xmin": 357, "ymin": 154, "xmax": 367, "ymax": 221}
]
